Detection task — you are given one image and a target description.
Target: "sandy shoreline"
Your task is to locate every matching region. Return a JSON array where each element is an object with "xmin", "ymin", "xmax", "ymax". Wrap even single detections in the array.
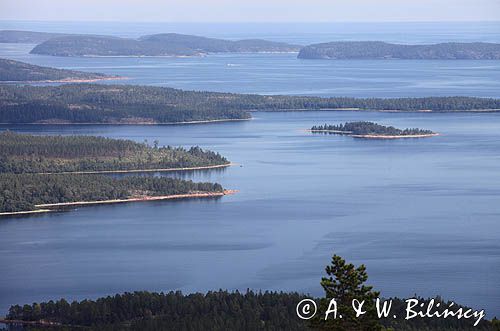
[
  {"xmin": 309, "ymin": 129, "xmax": 439, "ymax": 139},
  {"xmin": 351, "ymin": 133, "xmax": 439, "ymax": 139},
  {"xmin": 38, "ymin": 163, "xmax": 233, "ymax": 175},
  {"xmin": 0, "ymin": 190, "xmax": 237, "ymax": 217},
  {"xmin": 0, "ymin": 118, "xmax": 251, "ymax": 126},
  {"xmin": 250, "ymin": 108, "xmax": 500, "ymax": 113},
  {"xmin": 0, "ymin": 76, "xmax": 126, "ymax": 84}
]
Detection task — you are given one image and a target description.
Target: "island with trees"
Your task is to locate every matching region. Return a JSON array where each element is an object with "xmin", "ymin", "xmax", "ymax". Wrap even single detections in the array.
[
  {"xmin": 1, "ymin": 84, "xmax": 499, "ymax": 125},
  {"xmin": 29, "ymin": 33, "xmax": 301, "ymax": 57},
  {"xmin": 0, "ymin": 132, "xmax": 233, "ymax": 215},
  {"xmin": 0, "ymin": 58, "xmax": 119, "ymax": 83},
  {"xmin": 1, "ymin": 254, "xmax": 494, "ymax": 330},
  {"xmin": 310, "ymin": 121, "xmax": 438, "ymax": 138},
  {"xmin": 0, "ymin": 131, "xmax": 230, "ymax": 174},
  {"xmin": 0, "ymin": 173, "xmax": 229, "ymax": 214},
  {"xmin": 298, "ymin": 41, "xmax": 500, "ymax": 60}
]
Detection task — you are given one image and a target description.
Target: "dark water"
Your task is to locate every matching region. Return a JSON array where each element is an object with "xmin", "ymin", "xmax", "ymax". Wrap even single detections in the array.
[{"xmin": 1, "ymin": 111, "xmax": 500, "ymax": 316}]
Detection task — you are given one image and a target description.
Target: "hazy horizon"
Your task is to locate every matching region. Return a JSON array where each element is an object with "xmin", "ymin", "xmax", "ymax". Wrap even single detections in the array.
[{"xmin": 1, "ymin": 0, "xmax": 499, "ymax": 23}]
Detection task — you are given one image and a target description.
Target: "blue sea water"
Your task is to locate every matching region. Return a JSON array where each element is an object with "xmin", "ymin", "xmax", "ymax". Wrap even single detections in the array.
[{"xmin": 0, "ymin": 22, "xmax": 499, "ymax": 317}]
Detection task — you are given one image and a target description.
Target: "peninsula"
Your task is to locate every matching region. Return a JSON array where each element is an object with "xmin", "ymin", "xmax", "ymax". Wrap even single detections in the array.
[
  {"xmin": 310, "ymin": 121, "xmax": 438, "ymax": 138},
  {"xmin": 1, "ymin": 84, "xmax": 500, "ymax": 125},
  {"xmin": 0, "ymin": 173, "xmax": 230, "ymax": 214},
  {"xmin": 0, "ymin": 131, "xmax": 230, "ymax": 174},
  {"xmin": 298, "ymin": 41, "xmax": 500, "ymax": 60},
  {"xmin": 0, "ymin": 58, "xmax": 119, "ymax": 82}
]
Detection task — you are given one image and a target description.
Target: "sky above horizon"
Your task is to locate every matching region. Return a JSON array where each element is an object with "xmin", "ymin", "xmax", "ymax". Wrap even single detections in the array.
[{"xmin": 0, "ymin": 0, "xmax": 499, "ymax": 22}]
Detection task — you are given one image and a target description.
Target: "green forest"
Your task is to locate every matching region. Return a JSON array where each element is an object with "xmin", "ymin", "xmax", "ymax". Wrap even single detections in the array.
[
  {"xmin": 3, "ymin": 255, "xmax": 496, "ymax": 331},
  {"xmin": 0, "ymin": 132, "xmax": 228, "ymax": 213},
  {"xmin": 1, "ymin": 84, "xmax": 499, "ymax": 124},
  {"xmin": 0, "ymin": 131, "xmax": 228, "ymax": 174},
  {"xmin": 311, "ymin": 122, "xmax": 435, "ymax": 136},
  {"xmin": 0, "ymin": 174, "xmax": 224, "ymax": 213}
]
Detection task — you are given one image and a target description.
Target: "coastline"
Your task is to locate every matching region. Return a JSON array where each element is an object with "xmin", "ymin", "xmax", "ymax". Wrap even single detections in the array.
[
  {"xmin": 249, "ymin": 108, "xmax": 500, "ymax": 113},
  {"xmin": 0, "ymin": 190, "xmax": 237, "ymax": 217},
  {"xmin": 0, "ymin": 76, "xmax": 126, "ymax": 84},
  {"xmin": 38, "ymin": 162, "xmax": 234, "ymax": 175},
  {"xmin": 0, "ymin": 118, "xmax": 252, "ymax": 126},
  {"xmin": 309, "ymin": 129, "xmax": 439, "ymax": 139}
]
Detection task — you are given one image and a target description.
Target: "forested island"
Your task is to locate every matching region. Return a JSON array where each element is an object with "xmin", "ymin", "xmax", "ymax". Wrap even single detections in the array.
[
  {"xmin": 0, "ymin": 58, "xmax": 117, "ymax": 82},
  {"xmin": 1, "ymin": 84, "xmax": 499, "ymax": 125},
  {"xmin": 29, "ymin": 33, "xmax": 300, "ymax": 57},
  {"xmin": 298, "ymin": 41, "xmax": 500, "ymax": 60},
  {"xmin": 311, "ymin": 121, "xmax": 437, "ymax": 138},
  {"xmin": 0, "ymin": 132, "xmax": 232, "ymax": 214},
  {"xmin": 2, "ymin": 255, "xmax": 495, "ymax": 331},
  {"xmin": 0, "ymin": 132, "xmax": 229, "ymax": 174},
  {"xmin": 0, "ymin": 174, "xmax": 227, "ymax": 213}
]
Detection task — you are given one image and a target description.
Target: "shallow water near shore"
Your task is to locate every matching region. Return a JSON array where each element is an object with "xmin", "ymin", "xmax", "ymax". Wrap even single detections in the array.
[{"xmin": 1, "ymin": 111, "xmax": 499, "ymax": 316}]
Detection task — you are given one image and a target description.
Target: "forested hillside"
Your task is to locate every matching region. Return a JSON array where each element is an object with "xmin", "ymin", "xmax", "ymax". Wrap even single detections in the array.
[
  {"xmin": 0, "ymin": 58, "xmax": 111, "ymax": 82},
  {"xmin": 298, "ymin": 41, "xmax": 500, "ymax": 60},
  {"xmin": 1, "ymin": 84, "xmax": 499, "ymax": 125},
  {"xmin": 0, "ymin": 131, "xmax": 228, "ymax": 173}
]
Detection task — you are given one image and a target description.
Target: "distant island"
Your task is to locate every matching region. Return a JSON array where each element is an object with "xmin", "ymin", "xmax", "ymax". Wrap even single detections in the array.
[
  {"xmin": 0, "ymin": 58, "xmax": 119, "ymax": 82},
  {"xmin": 29, "ymin": 33, "xmax": 301, "ymax": 57},
  {"xmin": 0, "ymin": 30, "xmax": 69, "ymax": 43},
  {"xmin": 298, "ymin": 41, "xmax": 500, "ymax": 60},
  {"xmin": 0, "ymin": 132, "xmax": 233, "ymax": 214},
  {"xmin": 310, "ymin": 121, "xmax": 438, "ymax": 138},
  {"xmin": 1, "ymin": 84, "xmax": 500, "ymax": 124}
]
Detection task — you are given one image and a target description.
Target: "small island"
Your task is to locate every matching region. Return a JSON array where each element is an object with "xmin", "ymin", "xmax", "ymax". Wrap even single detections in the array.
[{"xmin": 310, "ymin": 121, "xmax": 438, "ymax": 139}]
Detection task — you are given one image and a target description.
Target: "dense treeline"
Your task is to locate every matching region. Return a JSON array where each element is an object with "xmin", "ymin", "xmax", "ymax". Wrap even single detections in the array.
[
  {"xmin": 0, "ymin": 131, "xmax": 228, "ymax": 173},
  {"xmin": 1, "ymin": 84, "xmax": 499, "ymax": 124},
  {"xmin": 298, "ymin": 41, "xmax": 500, "ymax": 60},
  {"xmin": 0, "ymin": 58, "xmax": 109, "ymax": 82},
  {"xmin": 6, "ymin": 290, "xmax": 308, "ymax": 331},
  {"xmin": 4, "ymin": 291, "xmax": 496, "ymax": 331},
  {"xmin": 0, "ymin": 84, "xmax": 251, "ymax": 123},
  {"xmin": 30, "ymin": 33, "xmax": 300, "ymax": 57},
  {"xmin": 311, "ymin": 121, "xmax": 435, "ymax": 136},
  {"xmin": 0, "ymin": 174, "xmax": 224, "ymax": 212}
]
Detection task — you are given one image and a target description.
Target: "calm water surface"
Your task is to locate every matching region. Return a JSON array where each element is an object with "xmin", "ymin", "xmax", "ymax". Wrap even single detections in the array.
[
  {"xmin": 0, "ymin": 21, "xmax": 499, "ymax": 317},
  {"xmin": 1, "ymin": 111, "xmax": 499, "ymax": 316}
]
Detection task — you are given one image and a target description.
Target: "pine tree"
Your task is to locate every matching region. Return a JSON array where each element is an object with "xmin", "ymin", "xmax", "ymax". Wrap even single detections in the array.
[{"xmin": 311, "ymin": 254, "xmax": 382, "ymax": 331}]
